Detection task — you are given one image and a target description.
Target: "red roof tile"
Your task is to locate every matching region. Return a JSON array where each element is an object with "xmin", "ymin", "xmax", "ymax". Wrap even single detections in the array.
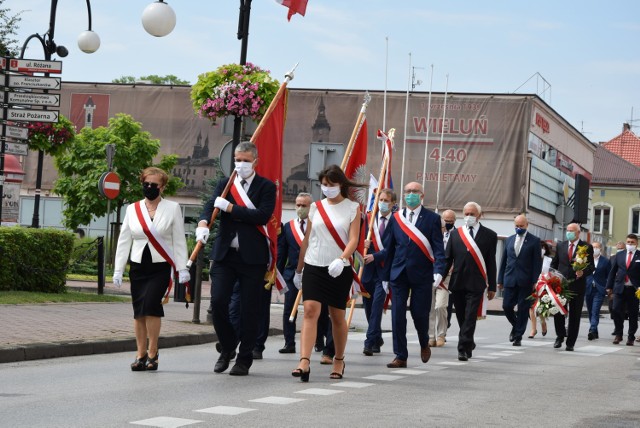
[
  {"xmin": 602, "ymin": 128, "xmax": 640, "ymax": 167},
  {"xmin": 592, "ymin": 144, "xmax": 640, "ymax": 186}
]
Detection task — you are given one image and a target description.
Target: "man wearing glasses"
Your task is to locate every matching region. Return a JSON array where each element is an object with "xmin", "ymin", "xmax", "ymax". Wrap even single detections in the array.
[{"xmin": 381, "ymin": 182, "xmax": 446, "ymax": 368}]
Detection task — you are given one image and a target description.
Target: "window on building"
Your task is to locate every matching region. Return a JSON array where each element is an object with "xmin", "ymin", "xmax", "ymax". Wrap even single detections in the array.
[
  {"xmin": 632, "ymin": 208, "xmax": 640, "ymax": 235},
  {"xmin": 600, "ymin": 189, "xmax": 605, "ymax": 197},
  {"xmin": 593, "ymin": 205, "xmax": 611, "ymax": 234}
]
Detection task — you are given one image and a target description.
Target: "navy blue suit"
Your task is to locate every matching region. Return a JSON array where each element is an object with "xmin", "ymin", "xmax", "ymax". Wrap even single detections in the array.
[
  {"xmin": 550, "ymin": 239, "xmax": 594, "ymax": 348},
  {"xmin": 200, "ymin": 174, "xmax": 276, "ymax": 368},
  {"xmin": 382, "ymin": 207, "xmax": 445, "ymax": 361},
  {"xmin": 606, "ymin": 249, "xmax": 640, "ymax": 340},
  {"xmin": 585, "ymin": 255, "xmax": 611, "ymax": 335},
  {"xmin": 497, "ymin": 231, "xmax": 542, "ymax": 340},
  {"xmin": 277, "ymin": 219, "xmax": 303, "ymax": 348},
  {"xmin": 362, "ymin": 212, "xmax": 391, "ymax": 351}
]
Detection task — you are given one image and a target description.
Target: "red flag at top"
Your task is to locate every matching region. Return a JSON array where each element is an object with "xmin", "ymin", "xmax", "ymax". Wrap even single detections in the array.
[
  {"xmin": 275, "ymin": 0, "xmax": 308, "ymax": 21},
  {"xmin": 253, "ymin": 88, "xmax": 289, "ymax": 293},
  {"xmin": 343, "ymin": 117, "xmax": 368, "ymax": 259}
]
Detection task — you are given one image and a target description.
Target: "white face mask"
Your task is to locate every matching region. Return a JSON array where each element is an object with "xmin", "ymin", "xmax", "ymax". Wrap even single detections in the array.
[
  {"xmin": 463, "ymin": 215, "xmax": 477, "ymax": 228},
  {"xmin": 321, "ymin": 185, "xmax": 341, "ymax": 199},
  {"xmin": 593, "ymin": 248, "xmax": 601, "ymax": 257},
  {"xmin": 627, "ymin": 244, "xmax": 637, "ymax": 253},
  {"xmin": 234, "ymin": 161, "xmax": 254, "ymax": 179}
]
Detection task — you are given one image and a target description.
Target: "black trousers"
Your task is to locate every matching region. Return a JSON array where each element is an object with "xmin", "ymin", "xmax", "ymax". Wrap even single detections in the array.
[
  {"xmin": 210, "ymin": 249, "xmax": 267, "ymax": 367},
  {"xmin": 451, "ymin": 290, "xmax": 483, "ymax": 354},
  {"xmin": 612, "ymin": 287, "xmax": 640, "ymax": 339},
  {"xmin": 554, "ymin": 286, "xmax": 586, "ymax": 347}
]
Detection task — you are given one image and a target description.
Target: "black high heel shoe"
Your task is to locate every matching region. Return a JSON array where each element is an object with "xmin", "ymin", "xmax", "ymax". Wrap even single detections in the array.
[
  {"xmin": 292, "ymin": 357, "xmax": 310, "ymax": 382},
  {"xmin": 330, "ymin": 356, "xmax": 345, "ymax": 380},
  {"xmin": 146, "ymin": 352, "xmax": 159, "ymax": 371},
  {"xmin": 131, "ymin": 353, "xmax": 147, "ymax": 371},
  {"xmin": 528, "ymin": 330, "xmax": 537, "ymax": 339}
]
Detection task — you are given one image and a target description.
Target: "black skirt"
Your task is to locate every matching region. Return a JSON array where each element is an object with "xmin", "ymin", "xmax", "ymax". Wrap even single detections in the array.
[
  {"xmin": 129, "ymin": 245, "xmax": 171, "ymax": 318},
  {"xmin": 302, "ymin": 263, "xmax": 352, "ymax": 310}
]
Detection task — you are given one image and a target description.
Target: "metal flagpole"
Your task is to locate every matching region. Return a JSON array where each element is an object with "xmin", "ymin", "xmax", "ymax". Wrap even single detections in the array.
[
  {"xmin": 421, "ymin": 64, "xmax": 434, "ymax": 191},
  {"xmin": 399, "ymin": 52, "xmax": 411, "ymax": 207},
  {"xmin": 435, "ymin": 74, "xmax": 449, "ymax": 213}
]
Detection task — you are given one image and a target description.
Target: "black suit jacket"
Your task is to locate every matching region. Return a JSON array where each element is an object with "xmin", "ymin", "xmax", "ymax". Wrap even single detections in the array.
[
  {"xmin": 444, "ymin": 224, "xmax": 498, "ymax": 293},
  {"xmin": 606, "ymin": 250, "xmax": 640, "ymax": 295},
  {"xmin": 199, "ymin": 174, "xmax": 276, "ymax": 265},
  {"xmin": 277, "ymin": 220, "xmax": 301, "ymax": 281},
  {"xmin": 550, "ymin": 239, "xmax": 594, "ymax": 293}
]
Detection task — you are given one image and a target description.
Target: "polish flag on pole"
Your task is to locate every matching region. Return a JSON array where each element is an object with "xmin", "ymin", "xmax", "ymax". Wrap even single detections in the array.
[{"xmin": 275, "ymin": 0, "xmax": 308, "ymax": 21}]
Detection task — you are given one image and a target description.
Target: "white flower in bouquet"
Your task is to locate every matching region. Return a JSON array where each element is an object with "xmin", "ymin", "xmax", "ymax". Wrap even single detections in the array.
[
  {"xmin": 575, "ymin": 257, "xmax": 584, "ymax": 264},
  {"xmin": 541, "ymin": 294, "xmax": 551, "ymax": 303},
  {"xmin": 559, "ymin": 297, "xmax": 567, "ymax": 306},
  {"xmin": 549, "ymin": 306, "xmax": 560, "ymax": 315}
]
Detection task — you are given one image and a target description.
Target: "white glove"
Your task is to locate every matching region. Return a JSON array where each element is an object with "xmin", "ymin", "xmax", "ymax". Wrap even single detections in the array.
[
  {"xmin": 178, "ymin": 269, "xmax": 190, "ymax": 284},
  {"xmin": 195, "ymin": 226, "xmax": 209, "ymax": 244},
  {"xmin": 328, "ymin": 258, "xmax": 345, "ymax": 278},
  {"xmin": 382, "ymin": 281, "xmax": 389, "ymax": 294},
  {"xmin": 214, "ymin": 196, "xmax": 231, "ymax": 212},
  {"xmin": 113, "ymin": 271, "xmax": 123, "ymax": 288},
  {"xmin": 433, "ymin": 273, "xmax": 443, "ymax": 289},
  {"xmin": 293, "ymin": 271, "xmax": 303, "ymax": 289}
]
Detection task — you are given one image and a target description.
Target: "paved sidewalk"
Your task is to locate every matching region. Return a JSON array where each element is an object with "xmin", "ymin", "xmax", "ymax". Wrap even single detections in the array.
[{"xmin": 0, "ymin": 279, "xmax": 566, "ymax": 364}]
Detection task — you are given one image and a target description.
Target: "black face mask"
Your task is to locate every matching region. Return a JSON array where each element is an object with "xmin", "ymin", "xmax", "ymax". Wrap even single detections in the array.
[
  {"xmin": 143, "ymin": 185, "xmax": 160, "ymax": 200},
  {"xmin": 445, "ymin": 223, "xmax": 455, "ymax": 231}
]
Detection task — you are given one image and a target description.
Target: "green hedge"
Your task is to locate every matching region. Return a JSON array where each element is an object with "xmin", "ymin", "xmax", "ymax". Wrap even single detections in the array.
[{"xmin": 0, "ymin": 227, "xmax": 74, "ymax": 292}]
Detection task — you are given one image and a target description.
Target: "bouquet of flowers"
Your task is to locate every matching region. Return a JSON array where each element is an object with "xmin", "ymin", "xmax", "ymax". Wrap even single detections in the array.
[
  {"xmin": 190, "ymin": 63, "xmax": 279, "ymax": 124},
  {"xmin": 27, "ymin": 115, "xmax": 76, "ymax": 156},
  {"xmin": 528, "ymin": 269, "xmax": 575, "ymax": 318},
  {"xmin": 571, "ymin": 244, "xmax": 589, "ymax": 271}
]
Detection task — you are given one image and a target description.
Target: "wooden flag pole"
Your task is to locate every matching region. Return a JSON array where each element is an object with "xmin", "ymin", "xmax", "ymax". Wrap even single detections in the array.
[
  {"xmin": 187, "ymin": 64, "xmax": 298, "ymax": 268},
  {"xmin": 289, "ymin": 91, "xmax": 371, "ymax": 322},
  {"xmin": 346, "ymin": 129, "xmax": 394, "ymax": 328}
]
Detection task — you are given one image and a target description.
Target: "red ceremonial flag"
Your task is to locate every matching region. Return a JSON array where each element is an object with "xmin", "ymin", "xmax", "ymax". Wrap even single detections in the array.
[
  {"xmin": 343, "ymin": 117, "xmax": 368, "ymax": 258},
  {"xmin": 253, "ymin": 88, "xmax": 289, "ymax": 292},
  {"xmin": 275, "ymin": 0, "xmax": 308, "ymax": 21}
]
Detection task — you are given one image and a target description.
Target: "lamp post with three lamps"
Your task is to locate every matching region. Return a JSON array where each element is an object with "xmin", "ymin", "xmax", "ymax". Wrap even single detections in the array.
[{"xmin": 17, "ymin": 0, "xmax": 100, "ymax": 228}]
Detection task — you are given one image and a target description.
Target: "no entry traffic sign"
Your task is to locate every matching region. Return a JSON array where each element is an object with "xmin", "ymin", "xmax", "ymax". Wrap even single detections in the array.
[{"xmin": 98, "ymin": 171, "xmax": 120, "ymax": 199}]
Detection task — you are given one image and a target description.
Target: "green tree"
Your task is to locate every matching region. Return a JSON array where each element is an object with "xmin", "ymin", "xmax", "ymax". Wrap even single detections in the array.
[
  {"xmin": 53, "ymin": 113, "xmax": 182, "ymax": 230},
  {"xmin": 0, "ymin": 0, "xmax": 23, "ymax": 58},
  {"xmin": 112, "ymin": 74, "xmax": 190, "ymax": 85}
]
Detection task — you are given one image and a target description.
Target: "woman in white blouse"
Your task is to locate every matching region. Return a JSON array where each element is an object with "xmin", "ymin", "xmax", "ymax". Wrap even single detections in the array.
[{"xmin": 291, "ymin": 165, "xmax": 366, "ymax": 382}]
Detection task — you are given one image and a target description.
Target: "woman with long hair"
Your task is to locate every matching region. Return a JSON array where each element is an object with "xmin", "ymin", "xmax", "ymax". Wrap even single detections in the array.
[{"xmin": 291, "ymin": 165, "xmax": 367, "ymax": 382}]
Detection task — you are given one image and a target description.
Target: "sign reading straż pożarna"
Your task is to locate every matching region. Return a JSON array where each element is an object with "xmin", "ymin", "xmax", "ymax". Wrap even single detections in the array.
[{"xmin": 7, "ymin": 108, "xmax": 58, "ymax": 123}]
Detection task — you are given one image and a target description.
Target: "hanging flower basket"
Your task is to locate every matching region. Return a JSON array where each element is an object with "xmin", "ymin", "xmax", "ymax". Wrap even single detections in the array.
[
  {"xmin": 191, "ymin": 63, "xmax": 279, "ymax": 124},
  {"xmin": 27, "ymin": 114, "xmax": 76, "ymax": 156}
]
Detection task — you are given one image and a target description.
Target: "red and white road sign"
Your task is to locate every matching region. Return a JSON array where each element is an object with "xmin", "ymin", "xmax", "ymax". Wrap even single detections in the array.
[{"xmin": 98, "ymin": 172, "xmax": 120, "ymax": 199}]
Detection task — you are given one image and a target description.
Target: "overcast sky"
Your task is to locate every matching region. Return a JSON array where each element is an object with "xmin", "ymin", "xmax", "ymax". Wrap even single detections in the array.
[{"xmin": 6, "ymin": 0, "xmax": 640, "ymax": 143}]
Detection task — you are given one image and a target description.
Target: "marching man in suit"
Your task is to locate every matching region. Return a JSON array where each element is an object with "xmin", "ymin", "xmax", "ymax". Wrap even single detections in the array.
[
  {"xmin": 196, "ymin": 142, "xmax": 276, "ymax": 376},
  {"xmin": 497, "ymin": 215, "xmax": 542, "ymax": 346},
  {"xmin": 276, "ymin": 192, "xmax": 313, "ymax": 354},
  {"xmin": 550, "ymin": 222, "xmax": 594, "ymax": 351},
  {"xmin": 444, "ymin": 201, "xmax": 498, "ymax": 361},
  {"xmin": 585, "ymin": 241, "xmax": 611, "ymax": 340},
  {"xmin": 382, "ymin": 182, "xmax": 445, "ymax": 368},
  {"xmin": 606, "ymin": 234, "xmax": 640, "ymax": 345}
]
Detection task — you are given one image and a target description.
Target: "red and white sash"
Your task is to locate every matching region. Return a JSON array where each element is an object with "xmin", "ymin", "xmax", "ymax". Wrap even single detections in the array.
[
  {"xmin": 368, "ymin": 212, "xmax": 385, "ymax": 253},
  {"xmin": 458, "ymin": 226, "xmax": 488, "ymax": 319},
  {"xmin": 134, "ymin": 201, "xmax": 183, "ymax": 304},
  {"xmin": 315, "ymin": 201, "xmax": 368, "ymax": 298},
  {"xmin": 289, "ymin": 218, "xmax": 304, "ymax": 247},
  {"xmin": 229, "ymin": 176, "xmax": 287, "ymax": 294},
  {"xmin": 393, "ymin": 211, "xmax": 434, "ymax": 262}
]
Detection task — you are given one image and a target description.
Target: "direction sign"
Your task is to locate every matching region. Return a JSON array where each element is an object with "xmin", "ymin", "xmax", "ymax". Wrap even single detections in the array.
[
  {"xmin": 1, "ymin": 58, "xmax": 63, "ymax": 74},
  {"xmin": 7, "ymin": 108, "xmax": 59, "ymax": 123},
  {"xmin": 98, "ymin": 172, "xmax": 121, "ymax": 199},
  {"xmin": 7, "ymin": 75, "xmax": 61, "ymax": 90},
  {"xmin": 7, "ymin": 92, "xmax": 60, "ymax": 107},
  {"xmin": 2, "ymin": 141, "xmax": 29, "ymax": 156},
  {"xmin": 5, "ymin": 125, "xmax": 28, "ymax": 140}
]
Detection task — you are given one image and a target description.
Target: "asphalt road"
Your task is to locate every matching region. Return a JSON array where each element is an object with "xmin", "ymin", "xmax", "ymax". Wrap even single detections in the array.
[{"xmin": 2, "ymin": 309, "xmax": 640, "ymax": 428}]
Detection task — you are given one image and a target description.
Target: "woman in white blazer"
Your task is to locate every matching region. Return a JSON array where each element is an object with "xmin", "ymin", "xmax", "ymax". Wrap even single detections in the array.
[{"xmin": 113, "ymin": 167, "xmax": 189, "ymax": 371}]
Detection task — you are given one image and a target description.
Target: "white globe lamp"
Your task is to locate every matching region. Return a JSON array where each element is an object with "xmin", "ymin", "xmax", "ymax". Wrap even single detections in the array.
[
  {"xmin": 142, "ymin": 1, "xmax": 176, "ymax": 37},
  {"xmin": 77, "ymin": 30, "xmax": 101, "ymax": 53}
]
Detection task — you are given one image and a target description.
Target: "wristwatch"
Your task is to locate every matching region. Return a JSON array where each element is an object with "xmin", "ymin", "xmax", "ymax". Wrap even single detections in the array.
[{"xmin": 341, "ymin": 257, "xmax": 349, "ymax": 265}]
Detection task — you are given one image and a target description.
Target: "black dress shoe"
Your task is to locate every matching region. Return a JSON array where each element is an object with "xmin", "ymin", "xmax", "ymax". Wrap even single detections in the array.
[
  {"xmin": 314, "ymin": 343, "xmax": 324, "ymax": 352},
  {"xmin": 587, "ymin": 332, "xmax": 594, "ymax": 341},
  {"xmin": 553, "ymin": 337, "xmax": 564, "ymax": 348},
  {"xmin": 457, "ymin": 351, "xmax": 468, "ymax": 361},
  {"xmin": 467, "ymin": 349, "xmax": 473, "ymax": 358},
  {"xmin": 509, "ymin": 330, "xmax": 515, "ymax": 342},
  {"xmin": 513, "ymin": 339, "xmax": 522, "ymax": 346},
  {"xmin": 252, "ymin": 350, "xmax": 263, "ymax": 360},
  {"xmin": 229, "ymin": 362, "xmax": 249, "ymax": 376},
  {"xmin": 372, "ymin": 346, "xmax": 381, "ymax": 353},
  {"xmin": 215, "ymin": 343, "xmax": 237, "ymax": 360},
  {"xmin": 565, "ymin": 345, "xmax": 574, "ymax": 351},
  {"xmin": 363, "ymin": 348, "xmax": 374, "ymax": 356},
  {"xmin": 278, "ymin": 346, "xmax": 296, "ymax": 354},
  {"xmin": 214, "ymin": 352, "xmax": 232, "ymax": 373}
]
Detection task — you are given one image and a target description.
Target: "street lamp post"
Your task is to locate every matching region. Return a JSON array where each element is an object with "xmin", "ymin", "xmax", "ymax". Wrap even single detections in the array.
[
  {"xmin": 142, "ymin": 0, "xmax": 253, "ymax": 173},
  {"xmin": 19, "ymin": 0, "xmax": 100, "ymax": 228}
]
